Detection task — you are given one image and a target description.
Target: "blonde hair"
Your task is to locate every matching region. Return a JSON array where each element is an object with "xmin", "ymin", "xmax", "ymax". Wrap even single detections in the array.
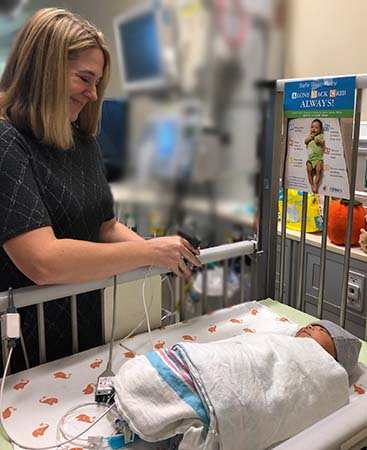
[{"xmin": 0, "ymin": 8, "xmax": 111, "ymax": 150}]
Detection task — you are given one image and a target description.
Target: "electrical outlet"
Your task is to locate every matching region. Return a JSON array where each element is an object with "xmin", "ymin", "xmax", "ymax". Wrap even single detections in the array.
[{"xmin": 347, "ymin": 271, "xmax": 365, "ymax": 312}]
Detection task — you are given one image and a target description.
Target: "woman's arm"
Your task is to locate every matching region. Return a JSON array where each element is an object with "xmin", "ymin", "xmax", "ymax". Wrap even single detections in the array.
[
  {"xmin": 3, "ymin": 226, "xmax": 201, "ymax": 285},
  {"xmin": 99, "ymin": 218, "xmax": 144, "ymax": 243}
]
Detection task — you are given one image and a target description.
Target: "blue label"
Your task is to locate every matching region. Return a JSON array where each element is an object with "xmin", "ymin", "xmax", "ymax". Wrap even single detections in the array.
[{"xmin": 284, "ymin": 76, "xmax": 356, "ymax": 118}]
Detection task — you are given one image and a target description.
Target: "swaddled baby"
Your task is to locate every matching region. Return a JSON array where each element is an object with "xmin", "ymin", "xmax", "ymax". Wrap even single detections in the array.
[
  {"xmin": 114, "ymin": 320, "xmax": 362, "ymax": 450},
  {"xmin": 295, "ymin": 320, "xmax": 362, "ymax": 376}
]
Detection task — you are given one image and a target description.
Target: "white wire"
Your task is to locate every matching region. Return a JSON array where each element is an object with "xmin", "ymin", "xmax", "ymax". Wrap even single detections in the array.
[
  {"xmin": 57, "ymin": 401, "xmax": 118, "ymax": 448},
  {"xmin": 142, "ymin": 265, "xmax": 154, "ymax": 350},
  {"xmin": 164, "ymin": 275, "xmax": 177, "ymax": 320},
  {"xmin": 0, "ymin": 347, "xmax": 13, "ymax": 446},
  {"xmin": 118, "ymin": 265, "xmax": 156, "ymax": 351},
  {"xmin": 0, "ymin": 347, "xmax": 120, "ymax": 450}
]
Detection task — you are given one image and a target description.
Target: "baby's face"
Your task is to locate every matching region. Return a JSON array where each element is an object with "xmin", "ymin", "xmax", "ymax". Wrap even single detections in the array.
[
  {"xmin": 296, "ymin": 324, "xmax": 336, "ymax": 358},
  {"xmin": 310, "ymin": 121, "xmax": 322, "ymax": 135}
]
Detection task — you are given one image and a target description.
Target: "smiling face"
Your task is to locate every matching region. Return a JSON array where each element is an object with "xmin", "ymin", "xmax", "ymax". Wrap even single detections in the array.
[
  {"xmin": 296, "ymin": 324, "xmax": 337, "ymax": 358},
  {"xmin": 310, "ymin": 120, "xmax": 322, "ymax": 136},
  {"xmin": 67, "ymin": 47, "xmax": 104, "ymax": 122}
]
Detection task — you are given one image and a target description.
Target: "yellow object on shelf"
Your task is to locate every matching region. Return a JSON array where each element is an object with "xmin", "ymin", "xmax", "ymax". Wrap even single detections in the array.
[{"xmin": 279, "ymin": 189, "xmax": 322, "ymax": 233}]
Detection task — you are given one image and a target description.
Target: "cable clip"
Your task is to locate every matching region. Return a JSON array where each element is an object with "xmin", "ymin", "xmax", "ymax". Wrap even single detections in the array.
[
  {"xmin": 87, "ymin": 435, "xmax": 103, "ymax": 447},
  {"xmin": 122, "ymin": 421, "xmax": 134, "ymax": 443}
]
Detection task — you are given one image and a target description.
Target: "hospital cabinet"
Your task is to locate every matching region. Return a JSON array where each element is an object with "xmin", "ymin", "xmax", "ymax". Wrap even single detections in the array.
[{"xmin": 277, "ymin": 232, "xmax": 367, "ymax": 339}]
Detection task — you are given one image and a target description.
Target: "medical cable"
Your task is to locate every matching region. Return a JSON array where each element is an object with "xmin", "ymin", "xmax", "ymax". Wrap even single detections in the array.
[
  {"xmin": 5, "ymin": 287, "xmax": 29, "ymax": 368},
  {"xmin": 119, "ymin": 265, "xmax": 157, "ymax": 352},
  {"xmin": 95, "ymin": 275, "xmax": 119, "ymax": 403},
  {"xmin": 102, "ymin": 275, "xmax": 118, "ymax": 375},
  {"xmin": 118, "ymin": 269, "xmax": 177, "ymax": 354},
  {"xmin": 57, "ymin": 401, "xmax": 120, "ymax": 448},
  {"xmin": 0, "ymin": 278, "xmax": 122, "ymax": 449},
  {"xmin": 164, "ymin": 275, "xmax": 176, "ymax": 322},
  {"xmin": 0, "ymin": 349, "xmax": 120, "ymax": 450},
  {"xmin": 142, "ymin": 265, "xmax": 154, "ymax": 350},
  {"xmin": 0, "ymin": 347, "xmax": 13, "ymax": 446}
]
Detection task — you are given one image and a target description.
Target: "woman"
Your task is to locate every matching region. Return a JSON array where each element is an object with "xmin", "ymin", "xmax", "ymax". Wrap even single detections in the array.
[{"xmin": 0, "ymin": 8, "xmax": 200, "ymax": 370}]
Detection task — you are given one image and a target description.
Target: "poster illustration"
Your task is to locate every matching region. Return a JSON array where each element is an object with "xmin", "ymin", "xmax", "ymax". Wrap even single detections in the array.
[{"xmin": 283, "ymin": 76, "xmax": 356, "ymax": 199}]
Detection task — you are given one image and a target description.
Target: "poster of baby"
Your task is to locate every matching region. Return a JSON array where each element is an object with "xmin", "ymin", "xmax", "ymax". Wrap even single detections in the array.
[{"xmin": 283, "ymin": 76, "xmax": 355, "ymax": 199}]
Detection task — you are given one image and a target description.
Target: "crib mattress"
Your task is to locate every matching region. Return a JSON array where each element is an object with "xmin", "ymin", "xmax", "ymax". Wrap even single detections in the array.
[{"xmin": 1, "ymin": 299, "xmax": 366, "ymax": 450}]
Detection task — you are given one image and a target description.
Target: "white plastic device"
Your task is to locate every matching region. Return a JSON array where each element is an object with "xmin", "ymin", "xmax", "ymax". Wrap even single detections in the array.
[{"xmin": 1, "ymin": 313, "xmax": 20, "ymax": 340}]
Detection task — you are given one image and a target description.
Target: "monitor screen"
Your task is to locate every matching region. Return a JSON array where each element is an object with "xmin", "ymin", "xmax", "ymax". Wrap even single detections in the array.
[
  {"xmin": 118, "ymin": 11, "xmax": 163, "ymax": 82},
  {"xmin": 97, "ymin": 98, "xmax": 128, "ymax": 181},
  {"xmin": 114, "ymin": 3, "xmax": 176, "ymax": 93}
]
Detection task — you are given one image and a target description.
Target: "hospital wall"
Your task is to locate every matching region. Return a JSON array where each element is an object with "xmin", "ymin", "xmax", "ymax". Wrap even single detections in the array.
[{"xmin": 284, "ymin": 0, "xmax": 367, "ymax": 79}]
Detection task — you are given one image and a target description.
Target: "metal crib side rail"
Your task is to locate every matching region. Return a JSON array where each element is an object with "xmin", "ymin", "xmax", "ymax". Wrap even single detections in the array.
[
  {"xmin": 0, "ymin": 240, "xmax": 256, "ymax": 368},
  {"xmin": 273, "ymin": 394, "xmax": 367, "ymax": 450},
  {"xmin": 0, "ymin": 240, "xmax": 256, "ymax": 311}
]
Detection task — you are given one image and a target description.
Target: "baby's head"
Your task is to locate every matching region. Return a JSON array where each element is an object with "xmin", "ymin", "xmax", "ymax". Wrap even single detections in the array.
[
  {"xmin": 310, "ymin": 119, "xmax": 323, "ymax": 135},
  {"xmin": 296, "ymin": 320, "xmax": 361, "ymax": 375}
]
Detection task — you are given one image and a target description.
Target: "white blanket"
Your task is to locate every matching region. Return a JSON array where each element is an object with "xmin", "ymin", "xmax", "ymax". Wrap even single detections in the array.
[{"xmin": 114, "ymin": 334, "xmax": 349, "ymax": 450}]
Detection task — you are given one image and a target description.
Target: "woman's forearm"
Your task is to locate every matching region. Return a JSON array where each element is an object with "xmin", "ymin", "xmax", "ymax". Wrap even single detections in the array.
[
  {"xmin": 99, "ymin": 218, "xmax": 144, "ymax": 243},
  {"xmin": 4, "ymin": 227, "xmax": 201, "ymax": 285},
  {"xmin": 36, "ymin": 238, "xmax": 155, "ymax": 284}
]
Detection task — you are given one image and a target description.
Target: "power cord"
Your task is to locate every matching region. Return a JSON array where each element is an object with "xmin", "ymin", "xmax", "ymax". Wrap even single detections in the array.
[
  {"xmin": 0, "ymin": 282, "xmax": 131, "ymax": 449},
  {"xmin": 57, "ymin": 401, "xmax": 119, "ymax": 449},
  {"xmin": 95, "ymin": 275, "xmax": 118, "ymax": 403},
  {"xmin": 142, "ymin": 266, "xmax": 154, "ymax": 350},
  {"xmin": 0, "ymin": 268, "xmax": 175, "ymax": 449},
  {"xmin": 1, "ymin": 354, "xmax": 129, "ymax": 450},
  {"xmin": 119, "ymin": 265, "xmax": 157, "ymax": 353}
]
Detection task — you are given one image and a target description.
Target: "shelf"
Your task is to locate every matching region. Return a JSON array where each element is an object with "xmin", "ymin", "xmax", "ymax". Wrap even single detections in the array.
[{"xmin": 277, "ymin": 223, "xmax": 367, "ymax": 262}]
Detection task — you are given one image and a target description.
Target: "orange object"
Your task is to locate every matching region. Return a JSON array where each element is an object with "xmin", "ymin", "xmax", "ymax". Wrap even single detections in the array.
[{"xmin": 328, "ymin": 199, "xmax": 366, "ymax": 245}]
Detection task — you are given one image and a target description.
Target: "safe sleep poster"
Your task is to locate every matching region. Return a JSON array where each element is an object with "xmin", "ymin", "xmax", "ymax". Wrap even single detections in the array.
[{"xmin": 283, "ymin": 76, "xmax": 356, "ymax": 199}]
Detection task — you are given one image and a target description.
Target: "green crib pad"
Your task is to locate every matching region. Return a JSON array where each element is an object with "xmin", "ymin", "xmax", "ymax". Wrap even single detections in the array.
[
  {"xmin": 0, "ymin": 426, "xmax": 12, "ymax": 450},
  {"xmin": 259, "ymin": 298, "xmax": 367, "ymax": 366}
]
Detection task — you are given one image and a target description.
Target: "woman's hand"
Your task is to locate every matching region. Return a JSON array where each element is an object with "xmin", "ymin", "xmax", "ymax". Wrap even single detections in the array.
[{"xmin": 146, "ymin": 236, "xmax": 201, "ymax": 278}]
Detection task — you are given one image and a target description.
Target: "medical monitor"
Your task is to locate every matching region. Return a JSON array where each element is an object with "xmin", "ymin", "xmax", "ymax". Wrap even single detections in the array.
[{"xmin": 113, "ymin": 2, "xmax": 177, "ymax": 94}]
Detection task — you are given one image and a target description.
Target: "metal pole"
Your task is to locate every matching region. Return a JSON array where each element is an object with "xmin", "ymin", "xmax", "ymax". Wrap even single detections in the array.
[
  {"xmin": 317, "ymin": 196, "xmax": 330, "ymax": 319},
  {"xmin": 296, "ymin": 192, "xmax": 308, "ymax": 312},
  {"xmin": 20, "ymin": 329, "xmax": 30, "ymax": 369},
  {"xmin": 223, "ymin": 260, "xmax": 229, "ymax": 307},
  {"xmin": 179, "ymin": 277, "xmax": 185, "ymax": 320},
  {"xmin": 37, "ymin": 303, "xmax": 46, "ymax": 364},
  {"xmin": 70, "ymin": 295, "xmax": 79, "ymax": 354},
  {"xmin": 1, "ymin": 341, "xmax": 8, "ymax": 374},
  {"xmin": 340, "ymin": 88, "xmax": 362, "ymax": 328},
  {"xmin": 266, "ymin": 91, "xmax": 284, "ymax": 299},
  {"xmin": 202, "ymin": 266, "xmax": 208, "ymax": 313},
  {"xmin": 240, "ymin": 255, "xmax": 245, "ymax": 302},
  {"xmin": 279, "ymin": 188, "xmax": 288, "ymax": 303}
]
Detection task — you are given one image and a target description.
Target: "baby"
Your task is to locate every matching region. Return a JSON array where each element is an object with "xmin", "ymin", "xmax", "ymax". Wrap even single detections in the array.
[
  {"xmin": 305, "ymin": 119, "xmax": 325, "ymax": 193},
  {"xmin": 295, "ymin": 320, "xmax": 362, "ymax": 376}
]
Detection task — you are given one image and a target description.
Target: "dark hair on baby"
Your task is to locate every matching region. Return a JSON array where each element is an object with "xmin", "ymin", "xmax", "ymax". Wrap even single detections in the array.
[{"xmin": 312, "ymin": 119, "xmax": 323, "ymax": 132}]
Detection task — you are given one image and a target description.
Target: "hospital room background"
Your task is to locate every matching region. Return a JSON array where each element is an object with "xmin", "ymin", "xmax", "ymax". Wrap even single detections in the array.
[
  {"xmin": 0, "ymin": 0, "xmax": 362, "ymax": 329},
  {"xmin": 1, "ymin": 1, "xmax": 367, "ymax": 449}
]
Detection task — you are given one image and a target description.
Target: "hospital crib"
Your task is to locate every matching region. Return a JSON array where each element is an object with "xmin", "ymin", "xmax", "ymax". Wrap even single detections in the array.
[{"xmin": 1, "ymin": 74, "xmax": 367, "ymax": 450}]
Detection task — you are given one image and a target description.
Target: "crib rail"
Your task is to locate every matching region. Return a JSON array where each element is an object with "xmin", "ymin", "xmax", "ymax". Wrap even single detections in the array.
[
  {"xmin": 267, "ymin": 73, "xmax": 367, "ymax": 450},
  {"xmin": 272, "ymin": 75, "xmax": 367, "ymax": 341},
  {"xmin": 273, "ymin": 395, "xmax": 367, "ymax": 450},
  {"xmin": 0, "ymin": 240, "xmax": 256, "ymax": 369}
]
